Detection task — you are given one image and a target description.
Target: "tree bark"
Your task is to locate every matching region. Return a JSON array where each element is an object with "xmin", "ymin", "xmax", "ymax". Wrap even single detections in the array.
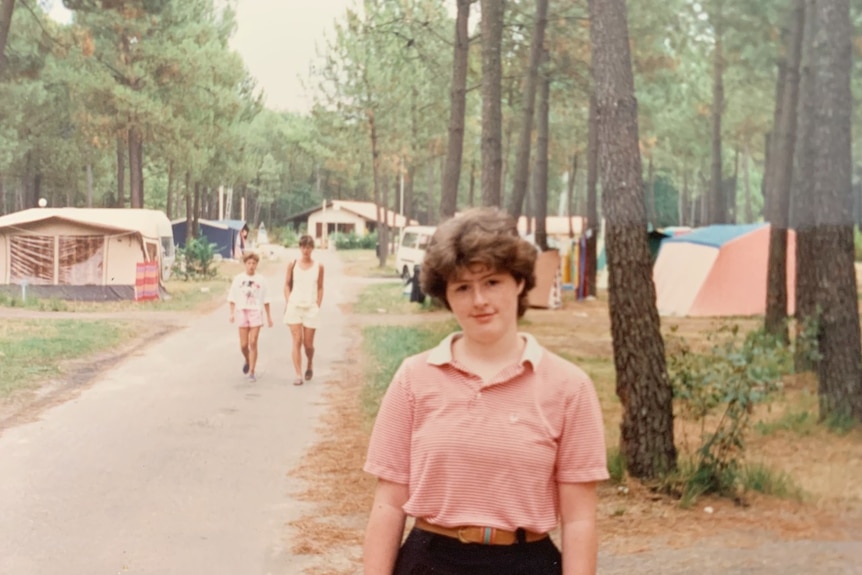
[
  {"xmin": 589, "ymin": 0, "xmax": 676, "ymax": 478},
  {"xmin": 480, "ymin": 0, "xmax": 504, "ymax": 207},
  {"xmin": 166, "ymin": 161, "xmax": 174, "ymax": 220},
  {"xmin": 128, "ymin": 126, "xmax": 144, "ymax": 209},
  {"xmin": 533, "ymin": 49, "xmax": 550, "ymax": 251},
  {"xmin": 116, "ymin": 137, "xmax": 126, "ymax": 208},
  {"xmin": 709, "ymin": 0, "xmax": 725, "ymax": 224},
  {"xmin": 808, "ymin": 0, "xmax": 862, "ymax": 422},
  {"xmin": 765, "ymin": 0, "xmax": 805, "ymax": 342},
  {"xmin": 184, "ymin": 171, "xmax": 192, "ymax": 241},
  {"xmin": 792, "ymin": 0, "xmax": 818, "ymax": 371},
  {"xmin": 567, "ymin": 153, "xmax": 578, "ymax": 236},
  {"xmin": 0, "ymin": 0, "xmax": 15, "ymax": 79},
  {"xmin": 507, "ymin": 0, "xmax": 549, "ymax": 220},
  {"xmin": 440, "ymin": 0, "xmax": 470, "ymax": 221},
  {"xmin": 586, "ymin": 92, "xmax": 600, "ymax": 298},
  {"xmin": 367, "ymin": 109, "xmax": 387, "ymax": 268}
]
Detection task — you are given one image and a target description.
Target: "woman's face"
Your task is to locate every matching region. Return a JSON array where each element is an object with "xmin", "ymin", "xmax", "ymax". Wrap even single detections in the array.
[{"xmin": 445, "ymin": 263, "xmax": 523, "ymax": 345}]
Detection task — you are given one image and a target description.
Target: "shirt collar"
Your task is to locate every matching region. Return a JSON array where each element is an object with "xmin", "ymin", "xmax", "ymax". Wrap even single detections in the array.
[{"xmin": 427, "ymin": 332, "xmax": 543, "ymax": 369}]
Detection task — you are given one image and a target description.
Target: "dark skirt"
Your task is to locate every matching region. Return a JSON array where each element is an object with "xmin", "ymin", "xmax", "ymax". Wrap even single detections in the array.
[{"xmin": 392, "ymin": 527, "xmax": 562, "ymax": 575}]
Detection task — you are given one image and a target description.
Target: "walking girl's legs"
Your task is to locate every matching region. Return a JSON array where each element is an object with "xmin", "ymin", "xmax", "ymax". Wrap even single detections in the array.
[
  {"xmin": 238, "ymin": 327, "xmax": 250, "ymax": 369},
  {"xmin": 302, "ymin": 326, "xmax": 316, "ymax": 379},
  {"xmin": 247, "ymin": 326, "xmax": 261, "ymax": 376},
  {"xmin": 288, "ymin": 323, "xmax": 304, "ymax": 383}
]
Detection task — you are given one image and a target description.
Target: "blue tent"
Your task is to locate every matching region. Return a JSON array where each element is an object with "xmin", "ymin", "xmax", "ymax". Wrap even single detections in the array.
[{"xmin": 171, "ymin": 218, "xmax": 247, "ymax": 259}]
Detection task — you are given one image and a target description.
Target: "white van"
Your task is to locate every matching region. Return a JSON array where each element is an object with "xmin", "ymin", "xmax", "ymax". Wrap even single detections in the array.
[{"xmin": 395, "ymin": 225, "xmax": 436, "ymax": 279}]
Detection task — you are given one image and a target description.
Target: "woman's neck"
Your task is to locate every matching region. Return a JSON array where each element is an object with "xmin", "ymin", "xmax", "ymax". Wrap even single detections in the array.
[{"xmin": 455, "ymin": 330, "xmax": 523, "ymax": 365}]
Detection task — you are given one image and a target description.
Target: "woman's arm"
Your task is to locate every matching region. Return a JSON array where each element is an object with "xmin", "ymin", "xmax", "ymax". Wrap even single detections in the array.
[
  {"xmin": 363, "ymin": 478, "xmax": 409, "ymax": 575},
  {"xmin": 317, "ymin": 264, "xmax": 325, "ymax": 306},
  {"xmin": 559, "ymin": 481, "xmax": 599, "ymax": 575},
  {"xmin": 283, "ymin": 262, "xmax": 294, "ymax": 302}
]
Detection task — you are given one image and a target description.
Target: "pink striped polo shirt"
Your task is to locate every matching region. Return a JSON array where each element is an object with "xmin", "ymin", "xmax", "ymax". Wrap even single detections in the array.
[{"xmin": 364, "ymin": 332, "xmax": 609, "ymax": 534}]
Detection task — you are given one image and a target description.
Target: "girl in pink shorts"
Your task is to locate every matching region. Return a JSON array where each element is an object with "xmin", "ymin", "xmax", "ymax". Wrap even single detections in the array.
[{"xmin": 228, "ymin": 252, "xmax": 273, "ymax": 381}]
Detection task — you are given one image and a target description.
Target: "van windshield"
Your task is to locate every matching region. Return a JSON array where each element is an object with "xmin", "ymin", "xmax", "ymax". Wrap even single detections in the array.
[{"xmin": 402, "ymin": 232, "xmax": 419, "ymax": 249}]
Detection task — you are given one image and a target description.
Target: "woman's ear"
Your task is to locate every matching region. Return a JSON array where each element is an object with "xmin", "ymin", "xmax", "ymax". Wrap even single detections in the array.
[{"xmin": 517, "ymin": 278, "xmax": 526, "ymax": 295}]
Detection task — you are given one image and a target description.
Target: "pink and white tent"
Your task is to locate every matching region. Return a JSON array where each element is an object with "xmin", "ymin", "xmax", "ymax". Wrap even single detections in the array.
[{"xmin": 653, "ymin": 223, "xmax": 796, "ymax": 317}]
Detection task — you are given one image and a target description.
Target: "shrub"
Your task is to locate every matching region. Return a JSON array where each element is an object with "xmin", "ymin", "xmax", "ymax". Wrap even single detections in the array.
[
  {"xmin": 666, "ymin": 324, "xmax": 793, "ymax": 501},
  {"xmin": 333, "ymin": 231, "xmax": 377, "ymax": 250},
  {"xmin": 173, "ymin": 237, "xmax": 218, "ymax": 280}
]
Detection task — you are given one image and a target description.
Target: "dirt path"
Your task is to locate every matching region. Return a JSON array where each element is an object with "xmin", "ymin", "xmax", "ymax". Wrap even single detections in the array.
[{"xmin": 0, "ymin": 246, "xmax": 354, "ymax": 575}]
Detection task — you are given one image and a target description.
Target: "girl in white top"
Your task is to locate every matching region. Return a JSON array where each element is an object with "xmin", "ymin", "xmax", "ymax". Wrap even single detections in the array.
[{"xmin": 283, "ymin": 235, "xmax": 325, "ymax": 386}]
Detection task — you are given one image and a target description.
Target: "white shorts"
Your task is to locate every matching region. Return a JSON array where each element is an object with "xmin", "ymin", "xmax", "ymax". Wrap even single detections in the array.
[{"xmin": 283, "ymin": 301, "xmax": 320, "ymax": 329}]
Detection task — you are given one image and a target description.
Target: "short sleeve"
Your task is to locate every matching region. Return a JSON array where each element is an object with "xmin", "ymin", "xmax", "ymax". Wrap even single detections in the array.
[
  {"xmin": 556, "ymin": 373, "xmax": 609, "ymax": 484},
  {"xmin": 226, "ymin": 276, "xmax": 240, "ymax": 303},
  {"xmin": 364, "ymin": 361, "xmax": 414, "ymax": 485}
]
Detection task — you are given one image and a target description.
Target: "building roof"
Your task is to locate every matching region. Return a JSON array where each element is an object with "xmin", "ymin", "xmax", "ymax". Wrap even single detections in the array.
[{"xmin": 0, "ymin": 208, "xmax": 172, "ymax": 239}]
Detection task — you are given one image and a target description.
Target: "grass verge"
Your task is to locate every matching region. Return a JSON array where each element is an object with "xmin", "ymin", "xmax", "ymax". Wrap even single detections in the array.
[
  {"xmin": 360, "ymin": 320, "xmax": 457, "ymax": 420},
  {"xmin": 0, "ymin": 319, "xmax": 143, "ymax": 397}
]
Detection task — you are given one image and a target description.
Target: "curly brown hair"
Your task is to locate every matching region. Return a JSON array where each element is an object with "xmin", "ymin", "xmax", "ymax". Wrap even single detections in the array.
[
  {"xmin": 298, "ymin": 235, "xmax": 314, "ymax": 248},
  {"xmin": 420, "ymin": 207, "xmax": 537, "ymax": 317}
]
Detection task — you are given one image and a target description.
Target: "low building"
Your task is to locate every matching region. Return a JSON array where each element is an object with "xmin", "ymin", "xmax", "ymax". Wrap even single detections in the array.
[{"xmin": 285, "ymin": 200, "xmax": 417, "ymax": 246}]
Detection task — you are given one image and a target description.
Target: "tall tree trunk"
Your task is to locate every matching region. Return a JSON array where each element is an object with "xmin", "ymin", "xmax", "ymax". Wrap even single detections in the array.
[
  {"xmin": 809, "ymin": 0, "xmax": 862, "ymax": 422},
  {"xmin": 589, "ymin": 0, "xmax": 676, "ymax": 478},
  {"xmin": 116, "ymin": 137, "xmax": 126, "ymax": 208},
  {"xmin": 533, "ymin": 49, "xmax": 550, "ymax": 251},
  {"xmin": 367, "ymin": 109, "xmax": 387, "ymax": 268},
  {"xmin": 468, "ymin": 158, "xmax": 476, "ymax": 207},
  {"xmin": 765, "ymin": 0, "xmax": 805, "ymax": 342},
  {"xmin": 85, "ymin": 163, "xmax": 94, "ymax": 207},
  {"xmin": 0, "ymin": 0, "xmax": 15, "ymax": 79},
  {"xmin": 709, "ymin": 0, "xmax": 725, "ymax": 224},
  {"xmin": 184, "ymin": 172, "xmax": 192, "ymax": 242},
  {"xmin": 440, "ymin": 0, "xmax": 470, "ymax": 221},
  {"xmin": 728, "ymin": 146, "xmax": 739, "ymax": 223},
  {"xmin": 128, "ymin": 127, "xmax": 144, "ymax": 209},
  {"xmin": 480, "ymin": 0, "xmax": 504, "ymax": 207},
  {"xmin": 743, "ymin": 142, "xmax": 752, "ymax": 223},
  {"xmin": 192, "ymin": 182, "xmax": 201, "ymax": 238},
  {"xmin": 681, "ymin": 165, "xmax": 690, "ymax": 226},
  {"xmin": 165, "ymin": 161, "xmax": 174, "ymax": 220},
  {"xmin": 567, "ymin": 153, "xmax": 578, "ymax": 237},
  {"xmin": 507, "ymin": 0, "xmax": 549, "ymax": 220},
  {"xmin": 793, "ymin": 0, "xmax": 818, "ymax": 371},
  {"xmin": 586, "ymin": 93, "xmax": 600, "ymax": 298}
]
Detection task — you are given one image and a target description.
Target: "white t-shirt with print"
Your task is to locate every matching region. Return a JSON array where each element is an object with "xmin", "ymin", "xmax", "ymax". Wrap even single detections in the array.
[{"xmin": 227, "ymin": 272, "xmax": 271, "ymax": 311}]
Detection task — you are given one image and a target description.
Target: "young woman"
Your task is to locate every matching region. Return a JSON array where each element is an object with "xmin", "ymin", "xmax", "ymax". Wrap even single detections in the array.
[
  {"xmin": 363, "ymin": 207, "xmax": 608, "ymax": 575},
  {"xmin": 283, "ymin": 235, "xmax": 325, "ymax": 386},
  {"xmin": 227, "ymin": 251, "xmax": 273, "ymax": 382}
]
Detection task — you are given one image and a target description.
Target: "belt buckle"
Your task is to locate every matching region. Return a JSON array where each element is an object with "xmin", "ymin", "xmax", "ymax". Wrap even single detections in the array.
[{"xmin": 457, "ymin": 526, "xmax": 473, "ymax": 544}]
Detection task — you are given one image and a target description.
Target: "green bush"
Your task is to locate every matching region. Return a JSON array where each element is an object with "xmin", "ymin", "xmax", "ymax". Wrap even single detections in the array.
[
  {"xmin": 333, "ymin": 231, "xmax": 377, "ymax": 250},
  {"xmin": 665, "ymin": 324, "xmax": 793, "ymax": 501},
  {"xmin": 173, "ymin": 237, "xmax": 218, "ymax": 280}
]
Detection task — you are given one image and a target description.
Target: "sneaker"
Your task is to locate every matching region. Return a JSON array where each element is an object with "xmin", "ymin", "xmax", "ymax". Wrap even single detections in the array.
[
  {"xmin": 242, "ymin": 362, "xmax": 249, "ymax": 375},
  {"xmin": 249, "ymin": 374, "xmax": 257, "ymax": 382}
]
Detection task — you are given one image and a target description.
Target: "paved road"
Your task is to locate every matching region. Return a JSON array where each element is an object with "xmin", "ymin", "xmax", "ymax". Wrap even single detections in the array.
[{"xmin": 0, "ymin": 247, "xmax": 352, "ymax": 575}]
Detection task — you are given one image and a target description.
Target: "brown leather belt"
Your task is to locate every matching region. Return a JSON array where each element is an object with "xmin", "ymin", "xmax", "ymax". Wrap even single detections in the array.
[{"xmin": 414, "ymin": 518, "xmax": 548, "ymax": 545}]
